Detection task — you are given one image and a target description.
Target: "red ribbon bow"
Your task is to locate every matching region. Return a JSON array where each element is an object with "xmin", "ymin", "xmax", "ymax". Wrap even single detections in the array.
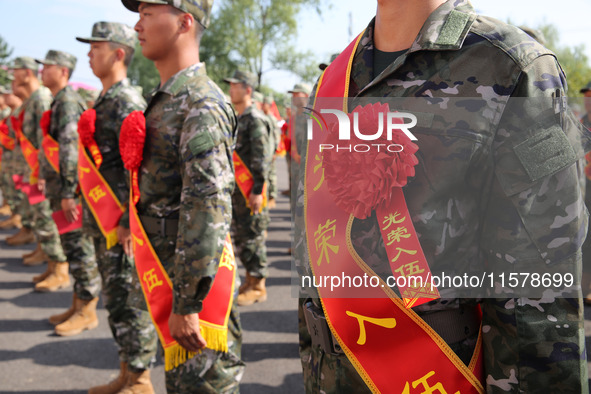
[
  {"xmin": 78, "ymin": 109, "xmax": 104, "ymax": 168},
  {"xmin": 120, "ymin": 110, "xmax": 146, "ymax": 204},
  {"xmin": 40, "ymin": 110, "xmax": 52, "ymax": 137}
]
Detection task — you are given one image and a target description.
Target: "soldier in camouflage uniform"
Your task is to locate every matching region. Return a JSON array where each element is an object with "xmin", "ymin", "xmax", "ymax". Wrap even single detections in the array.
[
  {"xmin": 296, "ymin": 1, "xmax": 589, "ymax": 393},
  {"xmin": 0, "ymin": 83, "xmax": 29, "ymax": 231},
  {"xmin": 0, "ymin": 85, "xmax": 21, "ymax": 218},
  {"xmin": 33, "ymin": 50, "xmax": 103, "ymax": 335},
  {"xmin": 122, "ymin": 1, "xmax": 244, "ymax": 391},
  {"xmin": 262, "ymin": 95, "xmax": 280, "ymax": 207},
  {"xmin": 7, "ymin": 57, "xmax": 68, "ymax": 279},
  {"xmin": 225, "ymin": 69, "xmax": 272, "ymax": 306},
  {"xmin": 76, "ymin": 22, "xmax": 158, "ymax": 393}
]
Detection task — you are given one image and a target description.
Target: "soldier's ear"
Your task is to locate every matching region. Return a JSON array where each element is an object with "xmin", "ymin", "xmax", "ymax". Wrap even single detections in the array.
[
  {"xmin": 115, "ymin": 47, "xmax": 126, "ymax": 63},
  {"xmin": 178, "ymin": 13, "xmax": 194, "ymax": 34}
]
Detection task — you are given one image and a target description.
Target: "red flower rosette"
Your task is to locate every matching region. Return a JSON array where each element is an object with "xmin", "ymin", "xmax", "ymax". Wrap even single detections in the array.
[
  {"xmin": 119, "ymin": 110, "xmax": 146, "ymax": 204},
  {"xmin": 0, "ymin": 122, "xmax": 9, "ymax": 136},
  {"xmin": 77, "ymin": 109, "xmax": 103, "ymax": 168},
  {"xmin": 321, "ymin": 103, "xmax": 419, "ymax": 219},
  {"xmin": 40, "ymin": 110, "xmax": 51, "ymax": 137}
]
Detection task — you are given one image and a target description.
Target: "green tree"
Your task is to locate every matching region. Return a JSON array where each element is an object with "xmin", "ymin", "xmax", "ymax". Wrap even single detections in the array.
[
  {"xmin": 200, "ymin": 0, "xmax": 327, "ymax": 89},
  {"xmin": 0, "ymin": 35, "xmax": 13, "ymax": 88},
  {"xmin": 127, "ymin": 42, "xmax": 160, "ymax": 97}
]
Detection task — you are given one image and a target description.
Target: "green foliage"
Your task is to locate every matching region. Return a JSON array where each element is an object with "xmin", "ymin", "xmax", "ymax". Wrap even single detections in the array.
[
  {"xmin": 127, "ymin": 42, "xmax": 160, "ymax": 97},
  {"xmin": 0, "ymin": 35, "xmax": 13, "ymax": 88},
  {"xmin": 201, "ymin": 0, "xmax": 327, "ymax": 91}
]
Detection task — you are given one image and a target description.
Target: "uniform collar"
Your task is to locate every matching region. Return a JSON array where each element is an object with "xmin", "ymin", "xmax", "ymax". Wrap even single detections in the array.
[
  {"xmin": 95, "ymin": 78, "xmax": 131, "ymax": 107},
  {"xmin": 53, "ymin": 85, "xmax": 73, "ymax": 104},
  {"xmin": 354, "ymin": 0, "xmax": 476, "ymax": 95},
  {"xmin": 157, "ymin": 63, "xmax": 205, "ymax": 96}
]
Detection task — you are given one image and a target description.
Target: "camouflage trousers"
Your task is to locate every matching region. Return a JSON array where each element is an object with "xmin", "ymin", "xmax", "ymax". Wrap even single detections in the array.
[
  {"xmin": 1, "ymin": 171, "xmax": 20, "ymax": 212},
  {"xmin": 93, "ymin": 237, "xmax": 158, "ymax": 372},
  {"xmin": 48, "ymin": 198, "xmax": 101, "ymax": 300},
  {"xmin": 268, "ymin": 156, "xmax": 277, "ymax": 201},
  {"xmin": 231, "ymin": 191, "xmax": 269, "ymax": 278},
  {"xmin": 298, "ymin": 297, "xmax": 588, "ymax": 393},
  {"xmin": 17, "ymin": 193, "xmax": 66, "ymax": 262},
  {"xmin": 147, "ymin": 232, "xmax": 245, "ymax": 393}
]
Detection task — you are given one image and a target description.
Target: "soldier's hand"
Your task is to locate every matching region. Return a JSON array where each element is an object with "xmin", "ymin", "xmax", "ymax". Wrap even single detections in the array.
[
  {"xmin": 117, "ymin": 226, "xmax": 133, "ymax": 258},
  {"xmin": 249, "ymin": 193, "xmax": 264, "ymax": 215},
  {"xmin": 169, "ymin": 313, "xmax": 207, "ymax": 353},
  {"xmin": 61, "ymin": 198, "xmax": 79, "ymax": 223},
  {"xmin": 37, "ymin": 179, "xmax": 46, "ymax": 194}
]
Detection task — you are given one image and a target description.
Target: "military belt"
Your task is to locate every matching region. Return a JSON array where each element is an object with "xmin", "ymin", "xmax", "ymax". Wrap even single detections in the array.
[
  {"xmin": 302, "ymin": 299, "xmax": 344, "ymax": 355},
  {"xmin": 419, "ymin": 306, "xmax": 480, "ymax": 345},
  {"xmin": 138, "ymin": 215, "xmax": 179, "ymax": 237}
]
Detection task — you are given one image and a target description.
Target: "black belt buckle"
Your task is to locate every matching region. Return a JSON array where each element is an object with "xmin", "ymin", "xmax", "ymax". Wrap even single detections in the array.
[{"xmin": 303, "ymin": 300, "xmax": 343, "ymax": 355}]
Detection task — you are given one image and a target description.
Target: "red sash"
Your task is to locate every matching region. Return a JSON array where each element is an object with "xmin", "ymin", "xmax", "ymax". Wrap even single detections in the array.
[
  {"xmin": 78, "ymin": 143, "xmax": 124, "ymax": 249},
  {"xmin": 13, "ymin": 112, "xmax": 39, "ymax": 184},
  {"xmin": 0, "ymin": 122, "xmax": 15, "ymax": 151},
  {"xmin": 121, "ymin": 110, "xmax": 237, "ymax": 371},
  {"xmin": 232, "ymin": 151, "xmax": 267, "ymax": 212},
  {"xmin": 40, "ymin": 110, "xmax": 60, "ymax": 173},
  {"xmin": 304, "ymin": 32, "xmax": 484, "ymax": 393}
]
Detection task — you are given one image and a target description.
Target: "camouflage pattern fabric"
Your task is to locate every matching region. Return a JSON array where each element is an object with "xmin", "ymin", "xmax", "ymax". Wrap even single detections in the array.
[
  {"xmin": 137, "ymin": 62, "xmax": 243, "ymax": 387},
  {"xmin": 295, "ymin": 1, "xmax": 590, "ymax": 393},
  {"xmin": 93, "ymin": 238, "xmax": 158, "ymax": 372},
  {"xmin": 83, "ymin": 78, "xmax": 157, "ymax": 372},
  {"xmin": 231, "ymin": 104, "xmax": 271, "ymax": 278},
  {"xmin": 40, "ymin": 86, "xmax": 101, "ymax": 299},
  {"xmin": 581, "ymin": 114, "xmax": 591, "ymax": 275},
  {"xmin": 265, "ymin": 113, "xmax": 279, "ymax": 201},
  {"xmin": 40, "ymin": 85, "xmax": 86, "ymax": 199},
  {"xmin": 82, "ymin": 79, "xmax": 142, "ymax": 236},
  {"xmin": 1, "ymin": 110, "xmax": 20, "ymax": 212},
  {"xmin": 6, "ymin": 107, "xmax": 32, "ymax": 225},
  {"xmin": 20, "ymin": 87, "xmax": 65, "ymax": 261}
]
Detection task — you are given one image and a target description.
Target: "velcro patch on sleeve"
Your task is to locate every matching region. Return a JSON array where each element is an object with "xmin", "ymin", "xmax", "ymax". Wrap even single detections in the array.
[{"xmin": 513, "ymin": 125, "xmax": 576, "ymax": 183}]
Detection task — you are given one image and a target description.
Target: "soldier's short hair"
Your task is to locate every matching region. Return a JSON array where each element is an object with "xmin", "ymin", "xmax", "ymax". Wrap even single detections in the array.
[{"xmin": 109, "ymin": 42, "xmax": 135, "ymax": 67}]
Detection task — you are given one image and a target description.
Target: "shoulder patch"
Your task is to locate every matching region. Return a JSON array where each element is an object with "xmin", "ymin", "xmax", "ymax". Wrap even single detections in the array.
[{"xmin": 188, "ymin": 131, "xmax": 215, "ymax": 156}]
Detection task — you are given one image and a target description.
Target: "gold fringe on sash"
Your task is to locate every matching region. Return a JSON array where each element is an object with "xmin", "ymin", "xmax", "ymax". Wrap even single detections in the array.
[
  {"xmin": 163, "ymin": 325, "xmax": 229, "ymax": 371},
  {"xmin": 105, "ymin": 229, "xmax": 119, "ymax": 250}
]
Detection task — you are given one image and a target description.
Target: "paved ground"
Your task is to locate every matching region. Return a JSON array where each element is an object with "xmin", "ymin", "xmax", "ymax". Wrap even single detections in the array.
[{"xmin": 0, "ymin": 158, "xmax": 590, "ymax": 393}]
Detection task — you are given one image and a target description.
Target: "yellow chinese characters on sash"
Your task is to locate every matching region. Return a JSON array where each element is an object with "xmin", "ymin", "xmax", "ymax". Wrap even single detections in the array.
[
  {"xmin": 232, "ymin": 151, "xmax": 267, "ymax": 212},
  {"xmin": 304, "ymin": 32, "xmax": 484, "ymax": 393},
  {"xmin": 78, "ymin": 143, "xmax": 124, "ymax": 249},
  {"xmin": 129, "ymin": 186, "xmax": 237, "ymax": 371}
]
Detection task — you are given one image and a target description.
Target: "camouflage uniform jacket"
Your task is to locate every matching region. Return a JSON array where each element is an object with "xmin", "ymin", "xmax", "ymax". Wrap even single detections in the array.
[
  {"xmin": 138, "ymin": 63, "xmax": 237, "ymax": 315},
  {"xmin": 265, "ymin": 113, "xmax": 279, "ymax": 152},
  {"xmin": 8, "ymin": 106, "xmax": 25, "ymax": 176},
  {"xmin": 234, "ymin": 105, "xmax": 271, "ymax": 195},
  {"xmin": 22, "ymin": 86, "xmax": 52, "ymax": 180},
  {"xmin": 82, "ymin": 78, "xmax": 145, "ymax": 235},
  {"xmin": 40, "ymin": 85, "xmax": 86, "ymax": 199},
  {"xmin": 296, "ymin": 0, "xmax": 590, "ymax": 392}
]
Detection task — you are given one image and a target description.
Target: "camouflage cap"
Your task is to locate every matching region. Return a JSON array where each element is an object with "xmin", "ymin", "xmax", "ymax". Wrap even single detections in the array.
[
  {"xmin": 263, "ymin": 95, "xmax": 274, "ymax": 105},
  {"xmin": 252, "ymin": 91, "xmax": 264, "ymax": 103},
  {"xmin": 288, "ymin": 83, "xmax": 312, "ymax": 95},
  {"xmin": 76, "ymin": 21, "xmax": 137, "ymax": 49},
  {"xmin": 121, "ymin": 0, "xmax": 213, "ymax": 29},
  {"xmin": 9, "ymin": 56, "xmax": 39, "ymax": 71},
  {"xmin": 580, "ymin": 82, "xmax": 591, "ymax": 94},
  {"xmin": 35, "ymin": 50, "xmax": 77, "ymax": 70},
  {"xmin": 224, "ymin": 70, "xmax": 258, "ymax": 88},
  {"xmin": 319, "ymin": 53, "xmax": 339, "ymax": 71}
]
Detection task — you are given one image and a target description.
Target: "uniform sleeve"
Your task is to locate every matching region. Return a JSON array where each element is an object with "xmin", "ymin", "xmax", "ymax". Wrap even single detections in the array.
[
  {"xmin": 58, "ymin": 101, "xmax": 83, "ymax": 199},
  {"xmin": 249, "ymin": 116, "xmax": 270, "ymax": 195},
  {"xmin": 173, "ymin": 99, "xmax": 235, "ymax": 314},
  {"xmin": 481, "ymin": 54, "xmax": 589, "ymax": 392}
]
